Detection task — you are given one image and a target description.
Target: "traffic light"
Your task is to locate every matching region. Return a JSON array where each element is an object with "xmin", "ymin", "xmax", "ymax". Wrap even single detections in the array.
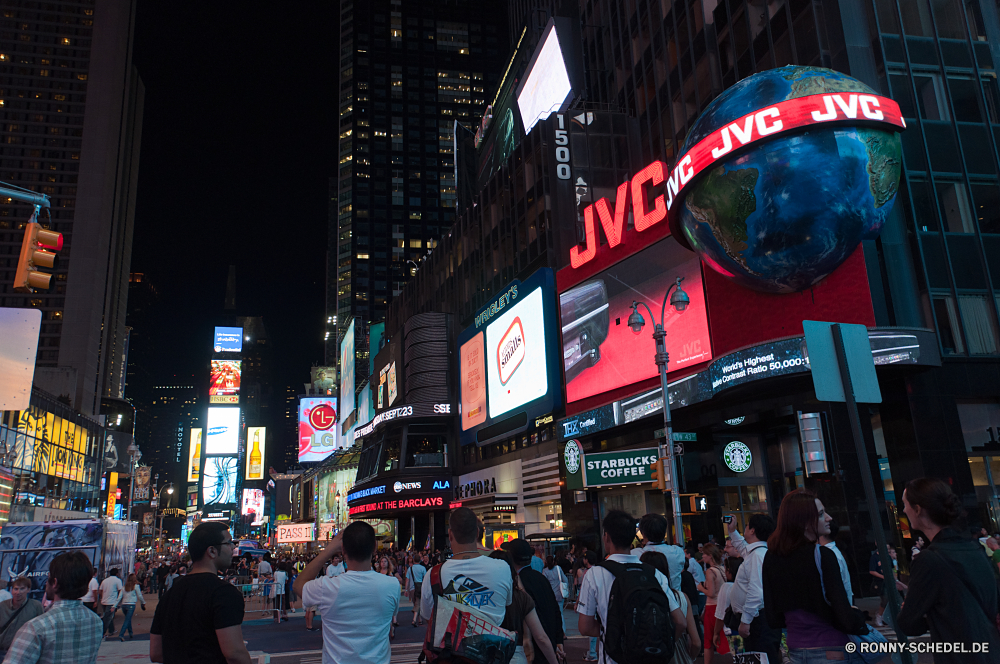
[
  {"xmin": 689, "ymin": 495, "xmax": 708, "ymax": 512},
  {"xmin": 14, "ymin": 220, "xmax": 63, "ymax": 292},
  {"xmin": 650, "ymin": 458, "xmax": 666, "ymax": 491}
]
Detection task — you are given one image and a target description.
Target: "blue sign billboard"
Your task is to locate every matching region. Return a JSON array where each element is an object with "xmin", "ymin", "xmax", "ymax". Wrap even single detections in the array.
[{"xmin": 213, "ymin": 327, "xmax": 243, "ymax": 353}]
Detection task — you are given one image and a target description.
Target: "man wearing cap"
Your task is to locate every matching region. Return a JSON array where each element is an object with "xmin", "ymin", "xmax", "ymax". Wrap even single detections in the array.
[{"xmin": 502, "ymin": 539, "xmax": 566, "ymax": 664}]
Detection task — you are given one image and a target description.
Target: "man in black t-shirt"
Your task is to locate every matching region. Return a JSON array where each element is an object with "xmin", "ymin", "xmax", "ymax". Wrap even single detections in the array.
[{"xmin": 150, "ymin": 523, "xmax": 250, "ymax": 664}]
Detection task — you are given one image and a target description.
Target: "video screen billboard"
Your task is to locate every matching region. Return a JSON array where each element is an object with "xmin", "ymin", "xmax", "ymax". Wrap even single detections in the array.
[
  {"xmin": 187, "ymin": 428, "xmax": 202, "ymax": 482},
  {"xmin": 340, "ymin": 319, "xmax": 356, "ymax": 420},
  {"xmin": 559, "ymin": 239, "xmax": 712, "ymax": 403},
  {"xmin": 372, "ymin": 338, "xmax": 402, "ymax": 413},
  {"xmin": 245, "ymin": 427, "xmax": 265, "ymax": 480},
  {"xmin": 205, "ymin": 407, "xmax": 240, "ymax": 454},
  {"xmin": 517, "ymin": 22, "xmax": 572, "ymax": 134},
  {"xmin": 202, "ymin": 456, "xmax": 238, "ymax": 506},
  {"xmin": 298, "ymin": 397, "xmax": 338, "ymax": 463},
  {"xmin": 458, "ymin": 268, "xmax": 561, "ymax": 445},
  {"xmin": 209, "ymin": 360, "xmax": 241, "ymax": 404},
  {"xmin": 213, "ymin": 327, "xmax": 243, "ymax": 353},
  {"xmin": 241, "ymin": 488, "xmax": 265, "ymax": 526},
  {"xmin": 310, "ymin": 366, "xmax": 336, "ymax": 395}
]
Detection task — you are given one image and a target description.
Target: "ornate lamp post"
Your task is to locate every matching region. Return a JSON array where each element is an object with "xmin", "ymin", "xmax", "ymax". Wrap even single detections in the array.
[{"xmin": 627, "ymin": 276, "xmax": 691, "ymax": 546}]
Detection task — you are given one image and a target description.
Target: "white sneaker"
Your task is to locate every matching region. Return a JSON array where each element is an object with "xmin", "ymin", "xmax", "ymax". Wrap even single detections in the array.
[{"xmin": 875, "ymin": 614, "xmax": 884, "ymax": 626}]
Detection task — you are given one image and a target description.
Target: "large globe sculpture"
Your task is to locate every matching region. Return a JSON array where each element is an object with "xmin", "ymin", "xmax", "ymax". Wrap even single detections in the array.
[{"xmin": 670, "ymin": 66, "xmax": 903, "ymax": 293}]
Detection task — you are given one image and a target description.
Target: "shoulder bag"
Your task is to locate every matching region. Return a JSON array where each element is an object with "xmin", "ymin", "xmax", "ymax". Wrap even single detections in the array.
[{"xmin": 0, "ymin": 601, "xmax": 29, "ymax": 642}]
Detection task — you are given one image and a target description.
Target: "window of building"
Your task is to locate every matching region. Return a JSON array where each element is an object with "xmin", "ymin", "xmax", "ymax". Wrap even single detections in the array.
[
  {"xmin": 957, "ymin": 295, "xmax": 999, "ymax": 354},
  {"xmin": 972, "ymin": 184, "xmax": 1000, "ymax": 233},
  {"xmin": 915, "ymin": 74, "xmax": 949, "ymax": 121},
  {"xmin": 938, "ymin": 182, "xmax": 975, "ymax": 232},
  {"xmin": 933, "ymin": 295, "xmax": 965, "ymax": 354},
  {"xmin": 949, "ymin": 78, "xmax": 982, "ymax": 123}
]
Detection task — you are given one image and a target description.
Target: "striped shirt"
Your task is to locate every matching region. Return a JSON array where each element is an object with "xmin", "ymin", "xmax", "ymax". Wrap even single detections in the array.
[{"xmin": 2, "ymin": 599, "xmax": 102, "ymax": 664}]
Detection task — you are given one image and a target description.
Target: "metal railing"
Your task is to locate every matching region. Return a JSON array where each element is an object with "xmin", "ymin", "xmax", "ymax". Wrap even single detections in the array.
[{"xmin": 234, "ymin": 581, "xmax": 284, "ymax": 614}]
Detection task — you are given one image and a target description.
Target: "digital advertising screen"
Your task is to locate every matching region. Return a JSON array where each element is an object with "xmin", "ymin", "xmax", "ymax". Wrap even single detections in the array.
[
  {"xmin": 209, "ymin": 360, "xmax": 241, "ymax": 404},
  {"xmin": 458, "ymin": 268, "xmax": 561, "ymax": 446},
  {"xmin": 202, "ymin": 456, "xmax": 238, "ymax": 506},
  {"xmin": 371, "ymin": 337, "xmax": 403, "ymax": 413},
  {"xmin": 517, "ymin": 22, "xmax": 572, "ymax": 134},
  {"xmin": 310, "ymin": 366, "xmax": 336, "ymax": 395},
  {"xmin": 241, "ymin": 488, "xmax": 265, "ymax": 526},
  {"xmin": 245, "ymin": 427, "xmax": 265, "ymax": 481},
  {"xmin": 298, "ymin": 396, "xmax": 338, "ymax": 463},
  {"xmin": 205, "ymin": 407, "xmax": 240, "ymax": 454},
  {"xmin": 340, "ymin": 319, "xmax": 356, "ymax": 420},
  {"xmin": 187, "ymin": 428, "xmax": 202, "ymax": 482},
  {"xmin": 213, "ymin": 327, "xmax": 243, "ymax": 353},
  {"xmin": 559, "ymin": 239, "xmax": 712, "ymax": 404}
]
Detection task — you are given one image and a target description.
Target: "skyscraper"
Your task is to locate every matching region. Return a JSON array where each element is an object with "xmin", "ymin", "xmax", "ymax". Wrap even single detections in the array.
[
  {"xmin": 330, "ymin": 0, "xmax": 509, "ymax": 388},
  {"xmin": 0, "ymin": 0, "xmax": 144, "ymax": 417},
  {"xmin": 124, "ymin": 272, "xmax": 157, "ymax": 453}
]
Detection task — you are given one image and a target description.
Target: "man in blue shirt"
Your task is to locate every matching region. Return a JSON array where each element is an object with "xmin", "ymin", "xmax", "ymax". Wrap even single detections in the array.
[{"xmin": 530, "ymin": 545, "xmax": 545, "ymax": 572}]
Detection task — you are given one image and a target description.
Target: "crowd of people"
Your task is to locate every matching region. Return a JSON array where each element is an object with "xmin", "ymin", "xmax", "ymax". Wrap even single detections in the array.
[{"xmin": 0, "ymin": 476, "xmax": 996, "ymax": 663}]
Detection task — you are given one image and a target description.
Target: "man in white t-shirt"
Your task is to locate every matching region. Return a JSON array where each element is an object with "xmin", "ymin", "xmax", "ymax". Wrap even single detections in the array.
[
  {"xmin": 420, "ymin": 507, "xmax": 512, "ymax": 627},
  {"xmin": 325, "ymin": 554, "xmax": 346, "ymax": 577},
  {"xmin": 99, "ymin": 568, "xmax": 124, "ymax": 638},
  {"xmin": 579, "ymin": 510, "xmax": 696, "ymax": 664},
  {"xmin": 294, "ymin": 523, "xmax": 400, "ymax": 664},
  {"xmin": 258, "ymin": 555, "xmax": 273, "ymax": 578},
  {"xmin": 630, "ymin": 513, "xmax": 686, "ymax": 592},
  {"xmin": 82, "ymin": 570, "xmax": 100, "ymax": 612},
  {"xmin": 406, "ymin": 557, "xmax": 427, "ymax": 627}
]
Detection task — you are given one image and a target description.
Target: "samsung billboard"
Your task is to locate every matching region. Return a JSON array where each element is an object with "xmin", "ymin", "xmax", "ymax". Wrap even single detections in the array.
[
  {"xmin": 458, "ymin": 268, "xmax": 561, "ymax": 446},
  {"xmin": 205, "ymin": 407, "xmax": 240, "ymax": 455}
]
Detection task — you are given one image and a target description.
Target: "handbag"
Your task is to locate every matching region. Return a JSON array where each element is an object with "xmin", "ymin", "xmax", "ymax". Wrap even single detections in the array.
[
  {"xmin": 814, "ymin": 544, "xmax": 887, "ymax": 664},
  {"xmin": 557, "ymin": 566, "xmax": 569, "ymax": 600}
]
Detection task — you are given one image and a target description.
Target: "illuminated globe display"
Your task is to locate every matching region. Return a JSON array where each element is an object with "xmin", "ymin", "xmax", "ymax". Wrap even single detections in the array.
[{"xmin": 666, "ymin": 66, "xmax": 905, "ymax": 293}]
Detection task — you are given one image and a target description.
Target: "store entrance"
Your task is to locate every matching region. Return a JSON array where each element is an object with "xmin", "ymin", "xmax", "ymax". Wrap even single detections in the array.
[
  {"xmin": 969, "ymin": 453, "xmax": 1000, "ymax": 531},
  {"xmin": 720, "ymin": 484, "xmax": 769, "ymax": 535}
]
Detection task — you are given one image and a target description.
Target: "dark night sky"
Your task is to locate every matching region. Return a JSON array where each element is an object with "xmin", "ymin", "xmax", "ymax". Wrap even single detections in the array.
[{"xmin": 130, "ymin": 2, "xmax": 337, "ymax": 388}]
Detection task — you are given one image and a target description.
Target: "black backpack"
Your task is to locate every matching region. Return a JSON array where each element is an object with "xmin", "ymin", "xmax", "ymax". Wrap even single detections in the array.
[{"xmin": 597, "ymin": 560, "xmax": 676, "ymax": 664}]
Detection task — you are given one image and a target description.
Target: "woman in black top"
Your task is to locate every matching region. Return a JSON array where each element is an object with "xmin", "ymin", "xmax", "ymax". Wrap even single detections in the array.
[
  {"xmin": 896, "ymin": 477, "xmax": 1000, "ymax": 663},
  {"xmin": 761, "ymin": 489, "xmax": 867, "ymax": 663},
  {"xmin": 489, "ymin": 551, "xmax": 560, "ymax": 664}
]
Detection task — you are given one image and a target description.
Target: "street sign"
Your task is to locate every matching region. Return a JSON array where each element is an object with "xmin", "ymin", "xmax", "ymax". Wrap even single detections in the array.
[
  {"xmin": 654, "ymin": 429, "xmax": 696, "ymax": 441},
  {"xmin": 673, "ymin": 443, "xmax": 685, "ymax": 456},
  {"xmin": 803, "ymin": 321, "xmax": 882, "ymax": 403}
]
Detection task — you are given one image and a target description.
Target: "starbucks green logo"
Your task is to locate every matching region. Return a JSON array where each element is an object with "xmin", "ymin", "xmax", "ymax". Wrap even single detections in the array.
[
  {"xmin": 564, "ymin": 440, "xmax": 582, "ymax": 474},
  {"xmin": 723, "ymin": 441, "xmax": 752, "ymax": 473}
]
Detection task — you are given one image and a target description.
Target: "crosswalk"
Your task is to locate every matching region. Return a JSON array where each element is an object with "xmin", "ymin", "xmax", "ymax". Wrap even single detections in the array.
[{"xmin": 272, "ymin": 642, "xmax": 423, "ymax": 664}]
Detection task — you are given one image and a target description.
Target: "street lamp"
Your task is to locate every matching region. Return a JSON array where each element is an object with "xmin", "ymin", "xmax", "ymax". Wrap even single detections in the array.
[
  {"xmin": 628, "ymin": 276, "xmax": 691, "ymax": 546},
  {"xmin": 126, "ymin": 442, "xmax": 140, "ymax": 522},
  {"xmin": 155, "ymin": 483, "xmax": 174, "ymax": 554}
]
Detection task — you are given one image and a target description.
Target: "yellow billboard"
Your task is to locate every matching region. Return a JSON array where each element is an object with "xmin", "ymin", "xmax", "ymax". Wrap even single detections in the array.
[
  {"xmin": 187, "ymin": 429, "xmax": 202, "ymax": 482},
  {"xmin": 245, "ymin": 427, "xmax": 265, "ymax": 480}
]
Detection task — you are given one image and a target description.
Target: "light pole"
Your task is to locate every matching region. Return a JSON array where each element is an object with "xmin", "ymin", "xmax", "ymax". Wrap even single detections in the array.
[
  {"xmin": 155, "ymin": 483, "xmax": 174, "ymax": 554},
  {"xmin": 627, "ymin": 276, "xmax": 691, "ymax": 547},
  {"xmin": 126, "ymin": 442, "xmax": 140, "ymax": 522}
]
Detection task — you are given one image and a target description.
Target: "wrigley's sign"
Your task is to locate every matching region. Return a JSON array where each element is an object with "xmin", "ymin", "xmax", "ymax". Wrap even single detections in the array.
[{"xmin": 577, "ymin": 447, "xmax": 660, "ymax": 488}]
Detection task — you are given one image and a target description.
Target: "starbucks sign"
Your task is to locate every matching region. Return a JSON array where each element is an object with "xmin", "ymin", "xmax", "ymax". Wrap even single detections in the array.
[
  {"xmin": 582, "ymin": 447, "xmax": 660, "ymax": 487},
  {"xmin": 564, "ymin": 440, "xmax": 582, "ymax": 475},
  {"xmin": 723, "ymin": 441, "xmax": 752, "ymax": 473}
]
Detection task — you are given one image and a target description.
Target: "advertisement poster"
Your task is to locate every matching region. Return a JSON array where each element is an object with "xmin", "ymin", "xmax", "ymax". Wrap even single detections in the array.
[
  {"xmin": 213, "ymin": 327, "xmax": 243, "ymax": 353},
  {"xmin": 241, "ymin": 489, "xmax": 265, "ymax": 526},
  {"xmin": 187, "ymin": 428, "xmax": 202, "ymax": 482},
  {"xmin": 298, "ymin": 397, "xmax": 338, "ymax": 463},
  {"xmin": 205, "ymin": 407, "xmax": 240, "ymax": 454},
  {"xmin": 0, "ymin": 521, "xmax": 102, "ymax": 599},
  {"xmin": 340, "ymin": 319, "xmax": 356, "ymax": 420},
  {"xmin": 202, "ymin": 456, "xmax": 238, "ymax": 505},
  {"xmin": 485, "ymin": 287, "xmax": 549, "ymax": 418},
  {"xmin": 102, "ymin": 432, "xmax": 132, "ymax": 475},
  {"xmin": 311, "ymin": 366, "xmax": 336, "ymax": 395},
  {"xmin": 276, "ymin": 523, "xmax": 315, "ymax": 544},
  {"xmin": 209, "ymin": 360, "xmax": 241, "ymax": 404},
  {"xmin": 559, "ymin": 240, "xmax": 712, "ymax": 404},
  {"xmin": 245, "ymin": 427, "xmax": 265, "ymax": 480},
  {"xmin": 133, "ymin": 466, "xmax": 152, "ymax": 501},
  {"xmin": 459, "ymin": 332, "xmax": 487, "ymax": 431}
]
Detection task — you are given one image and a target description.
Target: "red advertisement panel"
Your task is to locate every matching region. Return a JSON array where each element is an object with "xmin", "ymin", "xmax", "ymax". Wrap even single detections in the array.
[{"xmin": 560, "ymin": 239, "xmax": 712, "ymax": 404}]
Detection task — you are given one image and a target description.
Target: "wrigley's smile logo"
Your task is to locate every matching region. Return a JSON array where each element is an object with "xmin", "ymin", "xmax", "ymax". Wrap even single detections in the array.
[{"xmin": 497, "ymin": 317, "xmax": 526, "ymax": 385}]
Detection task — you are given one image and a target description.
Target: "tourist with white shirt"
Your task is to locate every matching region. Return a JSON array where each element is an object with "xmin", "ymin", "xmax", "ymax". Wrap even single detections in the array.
[
  {"xmin": 325, "ymin": 554, "xmax": 346, "ymax": 577},
  {"xmin": 726, "ymin": 513, "xmax": 780, "ymax": 664},
  {"xmin": 294, "ymin": 522, "xmax": 401, "ymax": 664},
  {"xmin": 630, "ymin": 512, "xmax": 686, "ymax": 592},
  {"xmin": 577, "ymin": 510, "xmax": 697, "ymax": 664},
  {"xmin": 818, "ymin": 520, "xmax": 854, "ymax": 605},
  {"xmin": 419, "ymin": 507, "xmax": 513, "ymax": 627},
  {"xmin": 406, "ymin": 556, "xmax": 427, "ymax": 627},
  {"xmin": 711, "ymin": 556, "xmax": 742, "ymax": 661}
]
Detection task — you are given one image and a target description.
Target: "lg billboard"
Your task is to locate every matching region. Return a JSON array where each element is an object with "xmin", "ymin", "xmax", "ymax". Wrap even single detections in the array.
[{"xmin": 299, "ymin": 397, "xmax": 338, "ymax": 463}]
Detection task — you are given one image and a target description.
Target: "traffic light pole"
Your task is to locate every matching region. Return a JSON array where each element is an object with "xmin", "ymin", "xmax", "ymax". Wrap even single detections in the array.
[{"xmin": 0, "ymin": 182, "xmax": 51, "ymax": 209}]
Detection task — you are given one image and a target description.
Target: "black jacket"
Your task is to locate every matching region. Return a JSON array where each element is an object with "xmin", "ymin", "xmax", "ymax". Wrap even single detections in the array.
[
  {"xmin": 762, "ymin": 542, "xmax": 867, "ymax": 636},
  {"xmin": 518, "ymin": 567, "xmax": 564, "ymax": 664},
  {"xmin": 896, "ymin": 528, "xmax": 1000, "ymax": 663}
]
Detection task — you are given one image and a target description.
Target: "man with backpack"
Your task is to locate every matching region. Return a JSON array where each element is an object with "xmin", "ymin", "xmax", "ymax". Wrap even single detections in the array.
[{"xmin": 577, "ymin": 510, "xmax": 698, "ymax": 664}]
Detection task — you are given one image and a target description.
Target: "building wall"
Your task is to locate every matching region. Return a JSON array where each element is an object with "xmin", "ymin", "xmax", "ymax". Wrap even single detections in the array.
[{"xmin": 0, "ymin": 0, "xmax": 144, "ymax": 417}]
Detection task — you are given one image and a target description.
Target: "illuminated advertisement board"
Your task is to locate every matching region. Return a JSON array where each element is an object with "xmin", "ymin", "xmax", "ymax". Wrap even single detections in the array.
[
  {"xmin": 241, "ymin": 488, "xmax": 265, "ymax": 526},
  {"xmin": 516, "ymin": 22, "xmax": 573, "ymax": 134},
  {"xmin": 209, "ymin": 360, "xmax": 241, "ymax": 404},
  {"xmin": 202, "ymin": 456, "xmax": 238, "ymax": 506},
  {"xmin": 187, "ymin": 428, "xmax": 202, "ymax": 482},
  {"xmin": 245, "ymin": 427, "xmax": 265, "ymax": 481},
  {"xmin": 276, "ymin": 522, "xmax": 315, "ymax": 544},
  {"xmin": 458, "ymin": 268, "xmax": 561, "ymax": 446},
  {"xmin": 340, "ymin": 319, "xmax": 356, "ymax": 420},
  {"xmin": 205, "ymin": 407, "xmax": 240, "ymax": 455},
  {"xmin": 213, "ymin": 327, "xmax": 243, "ymax": 353},
  {"xmin": 560, "ymin": 239, "xmax": 712, "ymax": 404},
  {"xmin": 298, "ymin": 397, "xmax": 338, "ymax": 463}
]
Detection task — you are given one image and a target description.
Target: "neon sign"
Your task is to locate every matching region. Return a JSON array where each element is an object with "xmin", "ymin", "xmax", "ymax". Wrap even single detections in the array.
[{"xmin": 569, "ymin": 92, "xmax": 905, "ymax": 269}]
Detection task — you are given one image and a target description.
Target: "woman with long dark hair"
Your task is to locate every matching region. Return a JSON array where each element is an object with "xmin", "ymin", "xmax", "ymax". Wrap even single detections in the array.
[
  {"xmin": 761, "ymin": 489, "xmax": 868, "ymax": 663},
  {"xmin": 489, "ymin": 550, "xmax": 560, "ymax": 664},
  {"xmin": 896, "ymin": 478, "xmax": 1000, "ymax": 662}
]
